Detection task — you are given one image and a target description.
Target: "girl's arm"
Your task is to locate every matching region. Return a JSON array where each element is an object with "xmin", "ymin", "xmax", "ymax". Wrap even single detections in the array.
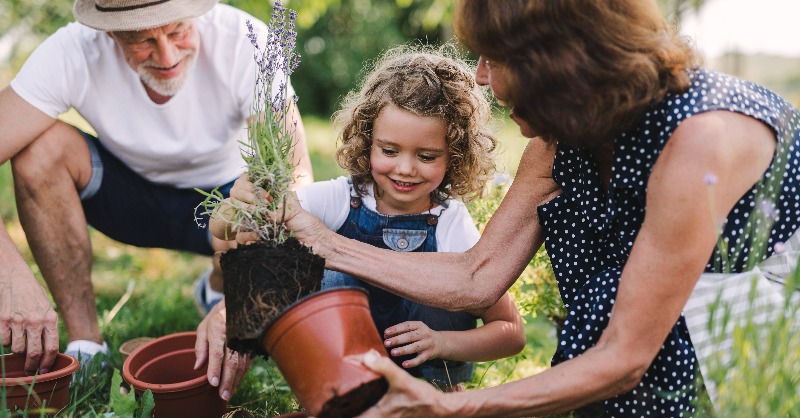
[
  {"xmin": 288, "ymin": 137, "xmax": 561, "ymax": 312},
  {"xmin": 383, "ymin": 292, "xmax": 525, "ymax": 366},
  {"xmin": 356, "ymin": 110, "xmax": 777, "ymax": 417}
]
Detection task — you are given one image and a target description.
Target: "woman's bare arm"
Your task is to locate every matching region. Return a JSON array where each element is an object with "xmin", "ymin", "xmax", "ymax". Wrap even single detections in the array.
[{"xmin": 292, "ymin": 137, "xmax": 561, "ymax": 312}]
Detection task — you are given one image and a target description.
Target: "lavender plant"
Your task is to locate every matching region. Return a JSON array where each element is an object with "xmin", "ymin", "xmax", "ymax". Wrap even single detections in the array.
[{"xmin": 197, "ymin": 1, "xmax": 300, "ymax": 246}]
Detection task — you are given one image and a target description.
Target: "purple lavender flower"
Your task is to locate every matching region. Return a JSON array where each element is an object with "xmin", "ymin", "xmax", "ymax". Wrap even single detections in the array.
[{"xmin": 240, "ymin": 0, "xmax": 302, "ymax": 244}]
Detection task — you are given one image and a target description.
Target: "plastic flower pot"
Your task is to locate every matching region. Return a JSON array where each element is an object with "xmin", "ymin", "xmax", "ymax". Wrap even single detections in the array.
[
  {"xmin": 122, "ymin": 331, "xmax": 228, "ymax": 418},
  {"xmin": 261, "ymin": 287, "xmax": 389, "ymax": 418},
  {"xmin": 1, "ymin": 352, "xmax": 79, "ymax": 416}
]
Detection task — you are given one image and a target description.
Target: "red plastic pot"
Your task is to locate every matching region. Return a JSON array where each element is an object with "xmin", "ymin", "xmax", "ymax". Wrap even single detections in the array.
[
  {"xmin": 1, "ymin": 352, "xmax": 79, "ymax": 416},
  {"xmin": 122, "ymin": 331, "xmax": 228, "ymax": 418},
  {"xmin": 262, "ymin": 287, "xmax": 389, "ymax": 418}
]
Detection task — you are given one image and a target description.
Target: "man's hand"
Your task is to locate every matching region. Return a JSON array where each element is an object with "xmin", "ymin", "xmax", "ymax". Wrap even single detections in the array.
[
  {"xmin": 0, "ymin": 269, "xmax": 59, "ymax": 375},
  {"xmin": 195, "ymin": 300, "xmax": 252, "ymax": 401}
]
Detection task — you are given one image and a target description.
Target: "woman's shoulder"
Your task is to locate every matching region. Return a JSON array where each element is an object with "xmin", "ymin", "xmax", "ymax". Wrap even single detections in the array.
[
  {"xmin": 658, "ymin": 68, "xmax": 796, "ymax": 134},
  {"xmin": 613, "ymin": 68, "xmax": 798, "ymax": 186}
]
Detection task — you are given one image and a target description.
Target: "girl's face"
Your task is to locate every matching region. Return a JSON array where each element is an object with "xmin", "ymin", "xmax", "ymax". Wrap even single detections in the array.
[
  {"xmin": 475, "ymin": 56, "xmax": 539, "ymax": 138},
  {"xmin": 370, "ymin": 104, "xmax": 449, "ymax": 215}
]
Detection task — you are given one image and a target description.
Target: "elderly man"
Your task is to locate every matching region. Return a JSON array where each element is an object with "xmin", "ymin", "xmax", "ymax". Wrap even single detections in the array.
[{"xmin": 0, "ymin": 0, "xmax": 312, "ymax": 399}]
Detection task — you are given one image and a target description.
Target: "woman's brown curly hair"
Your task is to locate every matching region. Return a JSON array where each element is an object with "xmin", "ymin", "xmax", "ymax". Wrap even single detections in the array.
[
  {"xmin": 454, "ymin": 0, "xmax": 699, "ymax": 149},
  {"xmin": 333, "ymin": 45, "xmax": 497, "ymax": 202}
]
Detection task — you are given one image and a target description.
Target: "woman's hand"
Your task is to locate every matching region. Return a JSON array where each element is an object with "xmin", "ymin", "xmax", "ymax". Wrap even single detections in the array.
[
  {"xmin": 383, "ymin": 321, "xmax": 445, "ymax": 369},
  {"xmin": 215, "ymin": 174, "xmax": 332, "ymax": 251},
  {"xmin": 356, "ymin": 350, "xmax": 453, "ymax": 417},
  {"xmin": 194, "ymin": 300, "xmax": 252, "ymax": 401}
]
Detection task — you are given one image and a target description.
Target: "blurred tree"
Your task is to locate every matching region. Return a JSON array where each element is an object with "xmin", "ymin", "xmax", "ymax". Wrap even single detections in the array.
[
  {"xmin": 657, "ymin": 0, "xmax": 705, "ymax": 26},
  {"xmin": 225, "ymin": 0, "xmax": 454, "ymax": 117}
]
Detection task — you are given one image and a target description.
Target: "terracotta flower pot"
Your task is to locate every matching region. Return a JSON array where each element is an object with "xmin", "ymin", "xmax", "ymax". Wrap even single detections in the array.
[
  {"xmin": 262, "ymin": 287, "xmax": 389, "ymax": 418},
  {"xmin": 119, "ymin": 337, "xmax": 155, "ymax": 362},
  {"xmin": 122, "ymin": 331, "xmax": 228, "ymax": 418},
  {"xmin": 1, "ymin": 352, "xmax": 79, "ymax": 416}
]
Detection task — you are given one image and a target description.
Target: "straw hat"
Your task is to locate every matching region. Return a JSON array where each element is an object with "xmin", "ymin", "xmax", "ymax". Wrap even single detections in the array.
[{"xmin": 73, "ymin": 0, "xmax": 218, "ymax": 32}]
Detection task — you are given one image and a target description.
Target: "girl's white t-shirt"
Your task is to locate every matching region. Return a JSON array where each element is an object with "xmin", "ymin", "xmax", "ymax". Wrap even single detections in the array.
[
  {"xmin": 10, "ymin": 4, "xmax": 291, "ymax": 189},
  {"xmin": 295, "ymin": 176, "xmax": 480, "ymax": 252}
]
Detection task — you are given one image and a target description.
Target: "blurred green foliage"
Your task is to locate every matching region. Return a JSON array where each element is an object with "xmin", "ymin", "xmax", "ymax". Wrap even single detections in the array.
[
  {"xmin": 2, "ymin": 0, "xmax": 699, "ymax": 117},
  {"xmin": 225, "ymin": 0, "xmax": 455, "ymax": 117}
]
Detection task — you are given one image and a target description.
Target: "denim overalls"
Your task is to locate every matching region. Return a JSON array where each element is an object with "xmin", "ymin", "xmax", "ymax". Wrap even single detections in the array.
[{"xmin": 322, "ymin": 193, "xmax": 477, "ymax": 388}]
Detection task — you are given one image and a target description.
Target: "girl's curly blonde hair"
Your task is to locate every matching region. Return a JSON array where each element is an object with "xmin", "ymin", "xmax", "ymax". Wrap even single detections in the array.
[{"xmin": 333, "ymin": 45, "xmax": 497, "ymax": 202}]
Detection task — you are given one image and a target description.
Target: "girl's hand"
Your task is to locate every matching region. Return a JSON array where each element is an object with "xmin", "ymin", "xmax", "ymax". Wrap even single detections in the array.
[
  {"xmin": 383, "ymin": 321, "xmax": 444, "ymax": 369},
  {"xmin": 218, "ymin": 173, "xmax": 334, "ymax": 254}
]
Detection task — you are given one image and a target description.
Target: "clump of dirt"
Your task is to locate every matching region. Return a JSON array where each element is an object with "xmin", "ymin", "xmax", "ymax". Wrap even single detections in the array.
[{"xmin": 221, "ymin": 237, "xmax": 325, "ymax": 355}]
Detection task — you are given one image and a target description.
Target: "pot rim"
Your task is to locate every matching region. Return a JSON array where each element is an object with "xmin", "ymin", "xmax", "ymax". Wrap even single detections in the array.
[
  {"xmin": 122, "ymin": 331, "xmax": 209, "ymax": 393},
  {"xmin": 264, "ymin": 286, "xmax": 368, "ymax": 333},
  {"xmin": 0, "ymin": 352, "xmax": 79, "ymax": 385}
]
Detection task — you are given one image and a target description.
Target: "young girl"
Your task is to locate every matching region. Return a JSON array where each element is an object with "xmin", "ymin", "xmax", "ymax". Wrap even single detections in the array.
[{"xmin": 214, "ymin": 46, "xmax": 525, "ymax": 391}]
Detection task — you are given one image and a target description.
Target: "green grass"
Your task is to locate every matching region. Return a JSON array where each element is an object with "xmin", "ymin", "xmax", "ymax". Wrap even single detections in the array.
[{"xmin": 0, "ymin": 114, "xmax": 557, "ymax": 416}]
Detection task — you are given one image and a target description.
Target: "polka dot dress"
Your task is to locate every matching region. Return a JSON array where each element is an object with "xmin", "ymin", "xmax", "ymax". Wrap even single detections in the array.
[{"xmin": 537, "ymin": 69, "xmax": 800, "ymax": 417}]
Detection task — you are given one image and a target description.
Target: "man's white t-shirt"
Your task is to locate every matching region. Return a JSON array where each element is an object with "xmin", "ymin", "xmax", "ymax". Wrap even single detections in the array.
[
  {"xmin": 11, "ymin": 4, "xmax": 290, "ymax": 189},
  {"xmin": 295, "ymin": 177, "xmax": 480, "ymax": 252}
]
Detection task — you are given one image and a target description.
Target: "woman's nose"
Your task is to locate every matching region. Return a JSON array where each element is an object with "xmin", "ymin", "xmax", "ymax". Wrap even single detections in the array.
[{"xmin": 475, "ymin": 55, "xmax": 489, "ymax": 86}]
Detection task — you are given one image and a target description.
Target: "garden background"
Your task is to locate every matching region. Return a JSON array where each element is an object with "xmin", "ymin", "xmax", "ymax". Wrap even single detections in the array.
[{"xmin": 1, "ymin": 0, "xmax": 798, "ymax": 416}]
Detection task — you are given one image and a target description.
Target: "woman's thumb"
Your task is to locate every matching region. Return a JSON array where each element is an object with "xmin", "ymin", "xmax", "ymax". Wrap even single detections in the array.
[{"xmin": 361, "ymin": 349, "xmax": 398, "ymax": 379}]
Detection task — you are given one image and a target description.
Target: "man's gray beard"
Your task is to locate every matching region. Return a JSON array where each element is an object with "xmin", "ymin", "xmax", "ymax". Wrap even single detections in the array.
[{"xmin": 137, "ymin": 50, "xmax": 196, "ymax": 97}]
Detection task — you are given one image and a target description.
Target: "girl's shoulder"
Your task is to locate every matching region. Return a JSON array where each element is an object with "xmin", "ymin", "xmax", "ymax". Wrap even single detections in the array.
[
  {"xmin": 295, "ymin": 177, "xmax": 353, "ymax": 230},
  {"xmin": 435, "ymin": 199, "xmax": 480, "ymax": 252}
]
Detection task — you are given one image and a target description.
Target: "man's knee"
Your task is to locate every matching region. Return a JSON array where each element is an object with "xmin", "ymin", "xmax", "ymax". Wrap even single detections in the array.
[{"xmin": 11, "ymin": 122, "xmax": 91, "ymax": 189}]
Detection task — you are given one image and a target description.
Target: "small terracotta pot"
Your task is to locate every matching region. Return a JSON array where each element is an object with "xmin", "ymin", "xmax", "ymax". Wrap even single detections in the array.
[
  {"xmin": 262, "ymin": 287, "xmax": 389, "ymax": 418},
  {"xmin": 1, "ymin": 352, "xmax": 79, "ymax": 416},
  {"xmin": 119, "ymin": 337, "xmax": 155, "ymax": 362},
  {"xmin": 122, "ymin": 331, "xmax": 228, "ymax": 418}
]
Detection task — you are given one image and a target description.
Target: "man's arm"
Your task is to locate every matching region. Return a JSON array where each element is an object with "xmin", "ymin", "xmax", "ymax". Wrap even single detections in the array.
[
  {"xmin": 288, "ymin": 104, "xmax": 314, "ymax": 188},
  {"xmin": 0, "ymin": 85, "xmax": 60, "ymax": 373},
  {"xmin": 0, "ymin": 86, "xmax": 57, "ymax": 162}
]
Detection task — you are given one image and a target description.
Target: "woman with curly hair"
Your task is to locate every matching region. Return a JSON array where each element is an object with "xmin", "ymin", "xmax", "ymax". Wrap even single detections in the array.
[{"xmin": 214, "ymin": 45, "xmax": 525, "ymax": 391}]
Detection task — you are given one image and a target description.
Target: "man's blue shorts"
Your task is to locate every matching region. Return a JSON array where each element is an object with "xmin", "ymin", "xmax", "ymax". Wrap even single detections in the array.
[{"xmin": 78, "ymin": 130, "xmax": 236, "ymax": 256}]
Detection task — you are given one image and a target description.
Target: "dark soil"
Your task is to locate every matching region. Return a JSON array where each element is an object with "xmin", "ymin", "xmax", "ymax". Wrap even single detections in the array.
[
  {"xmin": 221, "ymin": 237, "xmax": 325, "ymax": 355},
  {"xmin": 316, "ymin": 377, "xmax": 388, "ymax": 418}
]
